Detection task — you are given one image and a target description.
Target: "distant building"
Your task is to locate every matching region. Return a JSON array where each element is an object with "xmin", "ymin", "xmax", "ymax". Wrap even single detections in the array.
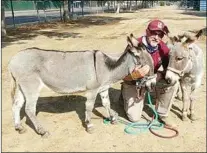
[
  {"xmin": 191, "ymin": 0, "xmax": 206, "ymax": 11},
  {"xmin": 199, "ymin": 0, "xmax": 206, "ymax": 11}
]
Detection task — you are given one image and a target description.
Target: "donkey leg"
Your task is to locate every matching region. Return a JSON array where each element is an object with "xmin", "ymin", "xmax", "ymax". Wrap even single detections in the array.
[
  {"xmin": 12, "ymin": 85, "xmax": 26, "ymax": 134},
  {"xmin": 25, "ymin": 94, "xmax": 49, "ymax": 137},
  {"xmin": 100, "ymin": 89, "xmax": 117, "ymax": 124},
  {"xmin": 189, "ymin": 86, "xmax": 198, "ymax": 121},
  {"xmin": 85, "ymin": 90, "xmax": 97, "ymax": 133},
  {"xmin": 180, "ymin": 81, "xmax": 190, "ymax": 121},
  {"xmin": 20, "ymin": 78, "xmax": 49, "ymax": 137},
  {"xmin": 175, "ymin": 82, "xmax": 182, "ymax": 101}
]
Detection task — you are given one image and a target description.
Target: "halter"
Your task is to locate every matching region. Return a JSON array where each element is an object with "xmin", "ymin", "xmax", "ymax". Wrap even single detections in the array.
[{"xmin": 167, "ymin": 50, "xmax": 193, "ymax": 77}]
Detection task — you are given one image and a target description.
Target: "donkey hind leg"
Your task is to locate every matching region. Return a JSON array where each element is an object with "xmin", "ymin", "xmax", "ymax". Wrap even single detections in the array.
[
  {"xmin": 20, "ymin": 78, "xmax": 49, "ymax": 137},
  {"xmin": 12, "ymin": 85, "xmax": 26, "ymax": 134},
  {"xmin": 85, "ymin": 89, "xmax": 98, "ymax": 133},
  {"xmin": 100, "ymin": 89, "xmax": 118, "ymax": 124}
]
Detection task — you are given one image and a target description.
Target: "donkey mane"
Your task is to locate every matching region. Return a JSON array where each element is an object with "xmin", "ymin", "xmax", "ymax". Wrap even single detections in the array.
[
  {"xmin": 26, "ymin": 47, "xmax": 91, "ymax": 53},
  {"xmin": 104, "ymin": 43, "xmax": 146, "ymax": 70},
  {"xmin": 104, "ymin": 45, "xmax": 131, "ymax": 70}
]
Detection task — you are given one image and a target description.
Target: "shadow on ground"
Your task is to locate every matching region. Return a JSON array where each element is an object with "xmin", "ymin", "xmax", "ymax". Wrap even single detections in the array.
[
  {"xmin": 18, "ymin": 86, "xmax": 185, "ymax": 134},
  {"xmin": 19, "ymin": 87, "xmax": 173, "ymax": 133},
  {"xmin": 19, "ymin": 87, "xmax": 125, "ymax": 133},
  {"xmin": 2, "ymin": 16, "xmax": 129, "ymax": 48}
]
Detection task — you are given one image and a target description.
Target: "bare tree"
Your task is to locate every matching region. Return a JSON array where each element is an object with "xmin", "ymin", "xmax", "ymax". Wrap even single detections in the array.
[
  {"xmin": 43, "ymin": 2, "xmax": 47, "ymax": 22},
  {"xmin": 63, "ymin": 0, "xmax": 69, "ymax": 22},
  {"xmin": 129, "ymin": 0, "xmax": 132, "ymax": 11},
  {"xmin": 116, "ymin": 1, "xmax": 124, "ymax": 13},
  {"xmin": 135, "ymin": 0, "xmax": 138, "ymax": 10},
  {"xmin": 81, "ymin": 0, "xmax": 84, "ymax": 16},
  {"xmin": 34, "ymin": 0, "xmax": 40, "ymax": 22},
  {"xmin": 116, "ymin": 1, "xmax": 120, "ymax": 13}
]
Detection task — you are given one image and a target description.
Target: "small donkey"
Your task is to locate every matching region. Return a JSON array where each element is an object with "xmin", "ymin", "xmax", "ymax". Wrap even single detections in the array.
[
  {"xmin": 165, "ymin": 30, "xmax": 204, "ymax": 121},
  {"xmin": 9, "ymin": 34, "xmax": 154, "ymax": 137}
]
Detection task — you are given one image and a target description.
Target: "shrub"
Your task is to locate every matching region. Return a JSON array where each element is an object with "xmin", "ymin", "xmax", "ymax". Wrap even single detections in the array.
[{"xmin": 160, "ymin": 1, "xmax": 165, "ymax": 6}]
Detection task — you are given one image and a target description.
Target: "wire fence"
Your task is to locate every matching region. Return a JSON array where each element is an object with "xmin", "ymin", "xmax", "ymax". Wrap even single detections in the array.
[
  {"xmin": 4, "ymin": 0, "xmax": 203, "ymax": 28},
  {"xmin": 4, "ymin": 0, "xmax": 161, "ymax": 27}
]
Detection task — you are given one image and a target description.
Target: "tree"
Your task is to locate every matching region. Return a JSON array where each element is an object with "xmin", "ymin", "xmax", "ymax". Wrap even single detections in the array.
[
  {"xmin": 34, "ymin": 0, "xmax": 40, "ymax": 22},
  {"xmin": 2, "ymin": 0, "xmax": 6, "ymax": 36},
  {"xmin": 135, "ymin": 0, "xmax": 138, "ymax": 10},
  {"xmin": 116, "ymin": 1, "xmax": 124, "ymax": 13},
  {"xmin": 63, "ymin": 0, "xmax": 69, "ymax": 22},
  {"xmin": 10, "ymin": 0, "xmax": 15, "ymax": 27},
  {"xmin": 116, "ymin": 1, "xmax": 120, "ymax": 13},
  {"xmin": 81, "ymin": 0, "xmax": 84, "ymax": 16},
  {"xmin": 129, "ymin": 0, "xmax": 132, "ymax": 11},
  {"xmin": 35, "ymin": 0, "xmax": 49, "ymax": 22},
  {"xmin": 51, "ymin": 0, "xmax": 63, "ymax": 21}
]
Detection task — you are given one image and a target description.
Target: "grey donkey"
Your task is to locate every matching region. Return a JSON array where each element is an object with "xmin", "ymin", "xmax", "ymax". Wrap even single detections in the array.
[
  {"xmin": 165, "ymin": 29, "xmax": 204, "ymax": 121},
  {"xmin": 9, "ymin": 34, "xmax": 155, "ymax": 137}
]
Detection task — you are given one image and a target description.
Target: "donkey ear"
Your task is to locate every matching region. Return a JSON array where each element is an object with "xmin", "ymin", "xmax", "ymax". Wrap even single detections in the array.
[
  {"xmin": 183, "ymin": 38, "xmax": 195, "ymax": 46},
  {"xmin": 168, "ymin": 36, "xmax": 177, "ymax": 45},
  {"xmin": 127, "ymin": 36, "xmax": 133, "ymax": 47},
  {"xmin": 173, "ymin": 36, "xmax": 180, "ymax": 42},
  {"xmin": 177, "ymin": 34, "xmax": 185, "ymax": 40},
  {"xmin": 195, "ymin": 29, "xmax": 203, "ymax": 39},
  {"xmin": 129, "ymin": 33, "xmax": 139, "ymax": 47},
  {"xmin": 130, "ymin": 33, "xmax": 134, "ymax": 38}
]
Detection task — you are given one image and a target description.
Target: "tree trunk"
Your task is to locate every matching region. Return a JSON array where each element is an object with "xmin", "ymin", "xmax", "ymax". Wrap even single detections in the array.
[
  {"xmin": 116, "ymin": 2, "xmax": 120, "ymax": 13},
  {"xmin": 81, "ymin": 0, "xmax": 84, "ymax": 16},
  {"xmin": 60, "ymin": 2, "xmax": 62, "ymax": 21},
  {"xmin": 127, "ymin": 0, "xmax": 129, "ymax": 9},
  {"xmin": 63, "ymin": 0, "xmax": 69, "ymax": 22},
  {"xmin": 10, "ymin": 0, "xmax": 15, "ymax": 28},
  {"xmin": 129, "ymin": 0, "xmax": 132, "ymax": 11},
  {"xmin": 135, "ymin": 0, "xmax": 138, "ymax": 10},
  {"xmin": 34, "ymin": 0, "xmax": 40, "ymax": 22},
  {"xmin": 1, "ymin": 1, "xmax": 6, "ymax": 36},
  {"xmin": 43, "ymin": 4, "xmax": 47, "ymax": 22}
]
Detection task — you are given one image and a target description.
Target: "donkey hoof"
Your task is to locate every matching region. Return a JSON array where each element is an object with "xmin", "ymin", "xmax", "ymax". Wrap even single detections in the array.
[
  {"xmin": 86, "ymin": 126, "xmax": 95, "ymax": 134},
  {"xmin": 18, "ymin": 128, "xmax": 27, "ymax": 134},
  {"xmin": 41, "ymin": 131, "xmax": 50, "ymax": 138},
  {"xmin": 37, "ymin": 127, "xmax": 47, "ymax": 135},
  {"xmin": 190, "ymin": 114, "xmax": 198, "ymax": 121},
  {"xmin": 111, "ymin": 119, "xmax": 118, "ymax": 124},
  {"xmin": 110, "ymin": 116, "xmax": 118, "ymax": 124},
  {"xmin": 15, "ymin": 125, "xmax": 26, "ymax": 134},
  {"xmin": 182, "ymin": 115, "xmax": 188, "ymax": 121}
]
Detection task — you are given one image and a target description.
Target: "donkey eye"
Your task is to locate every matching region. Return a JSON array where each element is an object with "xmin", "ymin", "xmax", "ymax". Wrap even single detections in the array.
[{"xmin": 176, "ymin": 57, "xmax": 184, "ymax": 61}]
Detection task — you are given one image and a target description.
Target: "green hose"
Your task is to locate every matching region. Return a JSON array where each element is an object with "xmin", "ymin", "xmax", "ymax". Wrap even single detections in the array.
[
  {"xmin": 103, "ymin": 92, "xmax": 164, "ymax": 134},
  {"xmin": 123, "ymin": 92, "xmax": 164, "ymax": 135},
  {"xmin": 103, "ymin": 91, "xmax": 179, "ymax": 138}
]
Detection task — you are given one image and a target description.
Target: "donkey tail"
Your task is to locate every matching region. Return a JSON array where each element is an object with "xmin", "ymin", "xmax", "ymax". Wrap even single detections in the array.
[{"xmin": 10, "ymin": 72, "xmax": 17, "ymax": 101}]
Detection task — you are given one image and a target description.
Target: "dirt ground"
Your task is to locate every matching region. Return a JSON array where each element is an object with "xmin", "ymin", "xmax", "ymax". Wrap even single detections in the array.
[{"xmin": 2, "ymin": 6, "xmax": 206, "ymax": 152}]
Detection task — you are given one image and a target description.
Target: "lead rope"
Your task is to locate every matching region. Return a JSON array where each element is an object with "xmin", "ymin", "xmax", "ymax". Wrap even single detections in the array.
[{"xmin": 103, "ymin": 86, "xmax": 179, "ymax": 138}]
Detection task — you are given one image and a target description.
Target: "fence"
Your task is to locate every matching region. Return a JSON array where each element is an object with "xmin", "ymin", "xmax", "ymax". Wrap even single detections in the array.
[
  {"xmin": 4, "ymin": 0, "xmax": 159, "ymax": 27},
  {"xmin": 178, "ymin": 0, "xmax": 206, "ymax": 11}
]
